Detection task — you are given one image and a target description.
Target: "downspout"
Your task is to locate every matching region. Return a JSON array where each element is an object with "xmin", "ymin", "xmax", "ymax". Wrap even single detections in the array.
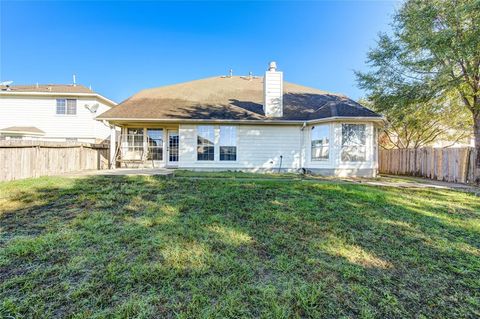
[{"xmin": 300, "ymin": 122, "xmax": 307, "ymax": 174}]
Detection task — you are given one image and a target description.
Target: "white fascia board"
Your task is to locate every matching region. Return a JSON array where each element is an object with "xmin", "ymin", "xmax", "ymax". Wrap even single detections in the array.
[
  {"xmin": 96, "ymin": 116, "xmax": 386, "ymax": 126},
  {"xmin": 0, "ymin": 91, "xmax": 117, "ymax": 107}
]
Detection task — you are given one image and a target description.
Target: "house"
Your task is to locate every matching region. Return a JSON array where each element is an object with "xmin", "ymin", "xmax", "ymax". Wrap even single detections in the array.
[
  {"xmin": 97, "ymin": 62, "xmax": 384, "ymax": 177},
  {"xmin": 0, "ymin": 83, "xmax": 116, "ymax": 143}
]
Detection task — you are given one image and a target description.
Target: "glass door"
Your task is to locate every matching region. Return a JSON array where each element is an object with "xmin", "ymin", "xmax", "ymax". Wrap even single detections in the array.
[{"xmin": 168, "ymin": 131, "xmax": 179, "ymax": 164}]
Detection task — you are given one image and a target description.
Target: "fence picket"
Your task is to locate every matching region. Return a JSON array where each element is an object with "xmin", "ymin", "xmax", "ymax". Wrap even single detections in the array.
[{"xmin": 379, "ymin": 147, "xmax": 478, "ymax": 184}]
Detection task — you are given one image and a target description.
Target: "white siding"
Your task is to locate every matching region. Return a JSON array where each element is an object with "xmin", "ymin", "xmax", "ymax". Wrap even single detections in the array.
[
  {"xmin": 179, "ymin": 124, "xmax": 302, "ymax": 171},
  {"xmin": 305, "ymin": 122, "xmax": 376, "ymax": 170},
  {"xmin": 0, "ymin": 96, "xmax": 112, "ymax": 142},
  {"xmin": 178, "ymin": 122, "xmax": 377, "ymax": 175},
  {"xmin": 263, "ymin": 70, "xmax": 283, "ymax": 117}
]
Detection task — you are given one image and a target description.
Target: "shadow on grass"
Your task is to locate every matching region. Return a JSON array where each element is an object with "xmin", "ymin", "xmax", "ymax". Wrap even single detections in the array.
[{"xmin": 0, "ymin": 175, "xmax": 479, "ymax": 318}]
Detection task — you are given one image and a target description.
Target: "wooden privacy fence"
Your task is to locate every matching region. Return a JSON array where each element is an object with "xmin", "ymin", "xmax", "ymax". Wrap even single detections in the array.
[
  {"xmin": 379, "ymin": 147, "xmax": 478, "ymax": 184},
  {"xmin": 0, "ymin": 141, "xmax": 110, "ymax": 182}
]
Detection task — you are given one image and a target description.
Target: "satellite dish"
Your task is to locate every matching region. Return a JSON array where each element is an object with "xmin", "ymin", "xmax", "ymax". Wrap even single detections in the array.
[
  {"xmin": 0, "ymin": 80, "xmax": 13, "ymax": 86},
  {"xmin": 84, "ymin": 103, "xmax": 100, "ymax": 113}
]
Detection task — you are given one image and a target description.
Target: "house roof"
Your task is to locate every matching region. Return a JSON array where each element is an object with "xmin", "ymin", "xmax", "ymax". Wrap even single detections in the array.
[
  {"xmin": 96, "ymin": 76, "xmax": 381, "ymax": 122},
  {"xmin": 0, "ymin": 84, "xmax": 117, "ymax": 107},
  {"xmin": 0, "ymin": 126, "xmax": 45, "ymax": 135},
  {"xmin": 1, "ymin": 84, "xmax": 94, "ymax": 94}
]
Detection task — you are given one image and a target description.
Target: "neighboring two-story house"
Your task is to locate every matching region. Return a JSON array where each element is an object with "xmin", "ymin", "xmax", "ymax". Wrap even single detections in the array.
[{"xmin": 0, "ymin": 84, "xmax": 116, "ymax": 143}]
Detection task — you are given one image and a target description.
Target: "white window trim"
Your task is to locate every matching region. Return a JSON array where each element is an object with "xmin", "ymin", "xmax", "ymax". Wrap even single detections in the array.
[
  {"xmin": 195, "ymin": 125, "xmax": 239, "ymax": 163},
  {"xmin": 310, "ymin": 124, "xmax": 330, "ymax": 162},
  {"xmin": 219, "ymin": 126, "xmax": 238, "ymax": 162},
  {"xmin": 55, "ymin": 98, "xmax": 78, "ymax": 116},
  {"xmin": 196, "ymin": 125, "xmax": 216, "ymax": 162},
  {"xmin": 122, "ymin": 127, "xmax": 169, "ymax": 164},
  {"xmin": 307, "ymin": 123, "xmax": 333, "ymax": 166},
  {"xmin": 340, "ymin": 123, "xmax": 368, "ymax": 163}
]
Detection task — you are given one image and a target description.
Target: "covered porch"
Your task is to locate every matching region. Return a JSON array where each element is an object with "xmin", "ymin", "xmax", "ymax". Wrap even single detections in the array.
[{"xmin": 109, "ymin": 122, "xmax": 180, "ymax": 169}]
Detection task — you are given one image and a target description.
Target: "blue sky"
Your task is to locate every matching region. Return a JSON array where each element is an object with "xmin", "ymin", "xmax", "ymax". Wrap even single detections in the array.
[{"xmin": 1, "ymin": 1, "xmax": 398, "ymax": 103}]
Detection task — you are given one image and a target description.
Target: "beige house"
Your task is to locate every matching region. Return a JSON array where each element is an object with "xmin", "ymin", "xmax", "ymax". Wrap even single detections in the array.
[{"xmin": 97, "ymin": 62, "xmax": 384, "ymax": 177}]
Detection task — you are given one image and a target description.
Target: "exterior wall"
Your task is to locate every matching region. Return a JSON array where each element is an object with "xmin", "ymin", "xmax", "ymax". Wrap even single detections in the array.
[
  {"xmin": 179, "ymin": 124, "xmax": 302, "ymax": 172},
  {"xmin": 304, "ymin": 122, "xmax": 377, "ymax": 177},
  {"xmin": 0, "ymin": 96, "xmax": 112, "ymax": 143},
  {"xmin": 115, "ymin": 121, "xmax": 378, "ymax": 177},
  {"xmin": 177, "ymin": 122, "xmax": 378, "ymax": 176},
  {"xmin": 117, "ymin": 125, "xmax": 179, "ymax": 168}
]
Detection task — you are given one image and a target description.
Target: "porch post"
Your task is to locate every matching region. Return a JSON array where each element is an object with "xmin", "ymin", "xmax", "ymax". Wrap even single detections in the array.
[{"xmin": 110, "ymin": 126, "xmax": 116, "ymax": 169}]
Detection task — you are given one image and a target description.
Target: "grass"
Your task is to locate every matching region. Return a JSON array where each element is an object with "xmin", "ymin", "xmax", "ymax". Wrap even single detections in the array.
[{"xmin": 0, "ymin": 173, "xmax": 479, "ymax": 318}]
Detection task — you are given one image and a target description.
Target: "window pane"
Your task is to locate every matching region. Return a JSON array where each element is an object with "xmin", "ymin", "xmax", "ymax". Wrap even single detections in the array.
[
  {"xmin": 311, "ymin": 125, "xmax": 329, "ymax": 160},
  {"xmin": 220, "ymin": 146, "xmax": 237, "ymax": 161},
  {"xmin": 219, "ymin": 126, "xmax": 236, "ymax": 161},
  {"xmin": 125, "ymin": 128, "xmax": 144, "ymax": 159},
  {"xmin": 219, "ymin": 126, "xmax": 236, "ymax": 146},
  {"xmin": 147, "ymin": 129, "xmax": 163, "ymax": 161},
  {"xmin": 197, "ymin": 126, "xmax": 214, "ymax": 161},
  {"xmin": 341, "ymin": 124, "xmax": 366, "ymax": 162},
  {"xmin": 56, "ymin": 99, "xmax": 66, "ymax": 114},
  {"xmin": 66, "ymin": 99, "xmax": 77, "ymax": 115}
]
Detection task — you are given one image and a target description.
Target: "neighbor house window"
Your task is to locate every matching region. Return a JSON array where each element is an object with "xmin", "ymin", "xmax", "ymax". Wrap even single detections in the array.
[
  {"xmin": 219, "ymin": 126, "xmax": 237, "ymax": 161},
  {"xmin": 311, "ymin": 125, "xmax": 329, "ymax": 160},
  {"xmin": 341, "ymin": 124, "xmax": 366, "ymax": 162},
  {"xmin": 147, "ymin": 128, "xmax": 163, "ymax": 161},
  {"xmin": 197, "ymin": 125, "xmax": 214, "ymax": 161},
  {"xmin": 56, "ymin": 99, "xmax": 77, "ymax": 115}
]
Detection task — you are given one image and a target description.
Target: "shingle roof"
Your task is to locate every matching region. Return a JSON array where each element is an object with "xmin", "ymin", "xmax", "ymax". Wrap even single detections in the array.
[
  {"xmin": 0, "ymin": 126, "xmax": 45, "ymax": 135},
  {"xmin": 97, "ymin": 76, "xmax": 381, "ymax": 121},
  {"xmin": 0, "ymin": 84, "xmax": 94, "ymax": 94}
]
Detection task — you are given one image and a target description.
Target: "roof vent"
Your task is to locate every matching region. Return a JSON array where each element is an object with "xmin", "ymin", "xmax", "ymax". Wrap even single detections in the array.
[{"xmin": 72, "ymin": 74, "xmax": 77, "ymax": 87}]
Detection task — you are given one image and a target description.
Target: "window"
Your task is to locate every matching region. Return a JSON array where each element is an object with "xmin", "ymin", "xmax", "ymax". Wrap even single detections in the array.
[
  {"xmin": 341, "ymin": 124, "xmax": 366, "ymax": 162},
  {"xmin": 56, "ymin": 99, "xmax": 66, "ymax": 114},
  {"xmin": 197, "ymin": 126, "xmax": 214, "ymax": 161},
  {"xmin": 147, "ymin": 129, "xmax": 163, "ymax": 161},
  {"xmin": 311, "ymin": 125, "xmax": 329, "ymax": 160},
  {"xmin": 56, "ymin": 99, "xmax": 76, "ymax": 115},
  {"xmin": 219, "ymin": 126, "xmax": 237, "ymax": 161},
  {"xmin": 125, "ymin": 128, "xmax": 144, "ymax": 160},
  {"xmin": 67, "ymin": 99, "xmax": 77, "ymax": 115}
]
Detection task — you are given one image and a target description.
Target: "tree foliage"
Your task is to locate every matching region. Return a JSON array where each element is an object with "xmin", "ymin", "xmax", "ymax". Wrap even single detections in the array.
[
  {"xmin": 356, "ymin": 0, "xmax": 480, "ymax": 155},
  {"xmin": 362, "ymin": 96, "xmax": 472, "ymax": 149}
]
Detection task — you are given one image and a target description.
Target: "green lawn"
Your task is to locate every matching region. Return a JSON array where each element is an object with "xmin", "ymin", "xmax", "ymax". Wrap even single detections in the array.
[{"xmin": 0, "ymin": 173, "xmax": 479, "ymax": 318}]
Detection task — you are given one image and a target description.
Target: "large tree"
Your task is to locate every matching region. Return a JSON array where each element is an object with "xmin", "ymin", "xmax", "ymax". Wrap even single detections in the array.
[{"xmin": 356, "ymin": 0, "xmax": 480, "ymax": 172}]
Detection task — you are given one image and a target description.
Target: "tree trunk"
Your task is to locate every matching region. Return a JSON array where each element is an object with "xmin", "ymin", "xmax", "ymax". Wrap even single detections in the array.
[{"xmin": 474, "ymin": 112, "xmax": 480, "ymax": 183}]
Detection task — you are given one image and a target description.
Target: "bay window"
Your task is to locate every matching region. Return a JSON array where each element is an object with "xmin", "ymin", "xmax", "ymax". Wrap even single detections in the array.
[
  {"xmin": 341, "ymin": 124, "xmax": 366, "ymax": 162},
  {"xmin": 219, "ymin": 126, "xmax": 237, "ymax": 161},
  {"xmin": 311, "ymin": 125, "xmax": 329, "ymax": 161},
  {"xmin": 197, "ymin": 126, "xmax": 215, "ymax": 161}
]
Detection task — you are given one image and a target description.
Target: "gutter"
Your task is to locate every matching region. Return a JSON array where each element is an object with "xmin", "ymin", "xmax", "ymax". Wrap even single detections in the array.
[{"xmin": 94, "ymin": 116, "xmax": 386, "ymax": 125}]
